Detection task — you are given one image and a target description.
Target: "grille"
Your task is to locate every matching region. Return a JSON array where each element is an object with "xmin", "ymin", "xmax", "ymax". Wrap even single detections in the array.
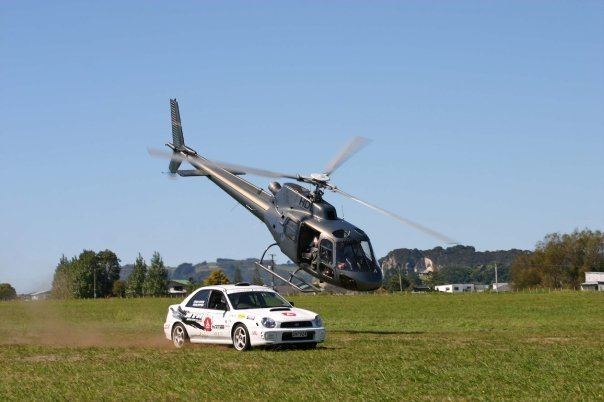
[
  {"xmin": 280, "ymin": 321, "xmax": 313, "ymax": 328},
  {"xmin": 282, "ymin": 331, "xmax": 315, "ymax": 341}
]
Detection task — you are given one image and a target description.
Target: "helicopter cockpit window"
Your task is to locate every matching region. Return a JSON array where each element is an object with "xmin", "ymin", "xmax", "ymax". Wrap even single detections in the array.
[
  {"xmin": 360, "ymin": 241, "xmax": 374, "ymax": 261},
  {"xmin": 319, "ymin": 239, "xmax": 333, "ymax": 265},
  {"xmin": 336, "ymin": 240, "xmax": 376, "ymax": 272}
]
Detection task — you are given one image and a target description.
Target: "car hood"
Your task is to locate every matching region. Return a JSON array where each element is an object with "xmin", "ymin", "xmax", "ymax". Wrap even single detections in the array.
[{"xmin": 235, "ymin": 307, "xmax": 317, "ymax": 323}]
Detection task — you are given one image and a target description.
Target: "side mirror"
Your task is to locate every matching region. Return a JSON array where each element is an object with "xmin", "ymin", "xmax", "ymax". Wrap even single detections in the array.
[{"xmin": 289, "ymin": 301, "xmax": 295, "ymax": 307}]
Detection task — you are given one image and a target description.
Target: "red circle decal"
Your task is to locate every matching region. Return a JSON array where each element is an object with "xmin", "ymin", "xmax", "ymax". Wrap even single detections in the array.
[{"xmin": 204, "ymin": 316, "xmax": 212, "ymax": 332}]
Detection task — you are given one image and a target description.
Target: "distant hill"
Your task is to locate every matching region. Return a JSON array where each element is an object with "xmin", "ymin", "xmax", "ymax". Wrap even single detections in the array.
[
  {"xmin": 119, "ymin": 245, "xmax": 529, "ymax": 287},
  {"xmin": 379, "ymin": 245, "xmax": 530, "ymax": 285}
]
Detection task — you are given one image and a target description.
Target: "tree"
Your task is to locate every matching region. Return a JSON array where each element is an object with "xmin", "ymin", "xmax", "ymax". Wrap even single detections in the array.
[
  {"xmin": 233, "ymin": 266, "xmax": 243, "ymax": 283},
  {"xmin": 98, "ymin": 249, "xmax": 121, "ymax": 296},
  {"xmin": 251, "ymin": 266, "xmax": 263, "ymax": 286},
  {"xmin": 112, "ymin": 280, "xmax": 127, "ymax": 297},
  {"xmin": 50, "ymin": 249, "xmax": 122, "ymax": 299},
  {"xmin": 143, "ymin": 252, "xmax": 168, "ymax": 296},
  {"xmin": 71, "ymin": 250, "xmax": 103, "ymax": 299},
  {"xmin": 0, "ymin": 283, "xmax": 17, "ymax": 301},
  {"xmin": 511, "ymin": 229, "xmax": 604, "ymax": 290},
  {"xmin": 382, "ymin": 267, "xmax": 410, "ymax": 292},
  {"xmin": 51, "ymin": 255, "xmax": 74, "ymax": 299},
  {"xmin": 204, "ymin": 269, "xmax": 230, "ymax": 286},
  {"xmin": 127, "ymin": 254, "xmax": 147, "ymax": 297}
]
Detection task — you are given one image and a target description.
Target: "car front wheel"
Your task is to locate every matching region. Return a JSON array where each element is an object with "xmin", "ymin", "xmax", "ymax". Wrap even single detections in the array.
[
  {"xmin": 172, "ymin": 323, "xmax": 189, "ymax": 349},
  {"xmin": 232, "ymin": 324, "xmax": 251, "ymax": 351}
]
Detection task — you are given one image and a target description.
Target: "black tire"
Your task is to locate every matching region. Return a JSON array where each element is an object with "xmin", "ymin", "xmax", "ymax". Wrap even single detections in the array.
[
  {"xmin": 172, "ymin": 323, "xmax": 189, "ymax": 349},
  {"xmin": 232, "ymin": 324, "xmax": 251, "ymax": 351}
]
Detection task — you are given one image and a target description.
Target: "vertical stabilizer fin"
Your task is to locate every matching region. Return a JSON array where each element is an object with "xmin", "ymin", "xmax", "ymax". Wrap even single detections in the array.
[
  {"xmin": 169, "ymin": 98, "xmax": 184, "ymax": 173},
  {"xmin": 170, "ymin": 99, "xmax": 185, "ymax": 149}
]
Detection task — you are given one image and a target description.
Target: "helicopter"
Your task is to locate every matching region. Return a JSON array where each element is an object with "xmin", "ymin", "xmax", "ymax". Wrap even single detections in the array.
[{"xmin": 149, "ymin": 99, "xmax": 456, "ymax": 292}]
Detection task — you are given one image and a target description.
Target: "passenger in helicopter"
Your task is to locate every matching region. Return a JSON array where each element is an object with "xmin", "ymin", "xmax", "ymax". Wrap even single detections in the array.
[{"xmin": 301, "ymin": 236, "xmax": 320, "ymax": 270}]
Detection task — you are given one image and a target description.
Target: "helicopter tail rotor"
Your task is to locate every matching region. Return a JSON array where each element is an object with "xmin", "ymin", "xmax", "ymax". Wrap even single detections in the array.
[{"xmin": 167, "ymin": 99, "xmax": 202, "ymax": 175}]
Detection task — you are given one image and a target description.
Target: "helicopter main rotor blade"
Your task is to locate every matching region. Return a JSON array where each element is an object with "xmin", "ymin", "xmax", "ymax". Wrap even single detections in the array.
[
  {"xmin": 331, "ymin": 187, "xmax": 458, "ymax": 245},
  {"xmin": 147, "ymin": 148, "xmax": 302, "ymax": 180},
  {"xmin": 324, "ymin": 136, "xmax": 371, "ymax": 176},
  {"xmin": 209, "ymin": 159, "xmax": 301, "ymax": 180}
]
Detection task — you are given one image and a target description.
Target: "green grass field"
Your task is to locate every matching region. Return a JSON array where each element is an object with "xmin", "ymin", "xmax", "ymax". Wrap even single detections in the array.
[{"xmin": 0, "ymin": 291, "xmax": 602, "ymax": 401}]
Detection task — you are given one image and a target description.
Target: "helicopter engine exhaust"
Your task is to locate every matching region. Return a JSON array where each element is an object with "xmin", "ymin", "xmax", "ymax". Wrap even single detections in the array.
[{"xmin": 268, "ymin": 181, "xmax": 282, "ymax": 195}]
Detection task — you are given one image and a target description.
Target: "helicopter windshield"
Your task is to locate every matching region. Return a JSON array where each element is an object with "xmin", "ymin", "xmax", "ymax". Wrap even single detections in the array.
[{"xmin": 336, "ymin": 240, "xmax": 376, "ymax": 272}]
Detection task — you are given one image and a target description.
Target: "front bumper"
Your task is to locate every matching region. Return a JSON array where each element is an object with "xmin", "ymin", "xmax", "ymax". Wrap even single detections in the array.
[{"xmin": 250, "ymin": 327, "xmax": 326, "ymax": 346}]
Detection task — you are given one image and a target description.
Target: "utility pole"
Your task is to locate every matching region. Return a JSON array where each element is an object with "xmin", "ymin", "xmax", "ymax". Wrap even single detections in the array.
[
  {"xmin": 494, "ymin": 263, "xmax": 498, "ymax": 293},
  {"xmin": 269, "ymin": 254, "xmax": 276, "ymax": 290},
  {"xmin": 93, "ymin": 266, "xmax": 97, "ymax": 299},
  {"xmin": 398, "ymin": 265, "xmax": 403, "ymax": 292}
]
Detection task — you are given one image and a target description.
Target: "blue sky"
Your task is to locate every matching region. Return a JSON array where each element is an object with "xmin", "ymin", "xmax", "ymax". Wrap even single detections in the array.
[{"xmin": 1, "ymin": 1, "xmax": 603, "ymax": 293}]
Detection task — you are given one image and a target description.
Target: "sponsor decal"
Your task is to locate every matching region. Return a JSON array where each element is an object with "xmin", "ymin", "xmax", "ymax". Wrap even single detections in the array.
[
  {"xmin": 173, "ymin": 306, "xmax": 205, "ymax": 330},
  {"xmin": 237, "ymin": 313, "xmax": 246, "ymax": 319},
  {"xmin": 281, "ymin": 312, "xmax": 296, "ymax": 317},
  {"xmin": 252, "ymin": 331, "xmax": 258, "ymax": 336},
  {"xmin": 212, "ymin": 324, "xmax": 225, "ymax": 330},
  {"xmin": 203, "ymin": 317, "xmax": 212, "ymax": 332},
  {"xmin": 246, "ymin": 315, "xmax": 255, "ymax": 320},
  {"xmin": 191, "ymin": 300, "xmax": 206, "ymax": 307}
]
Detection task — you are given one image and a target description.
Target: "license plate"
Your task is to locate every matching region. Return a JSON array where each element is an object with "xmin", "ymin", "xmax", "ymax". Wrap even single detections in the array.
[{"xmin": 291, "ymin": 330, "xmax": 307, "ymax": 338}]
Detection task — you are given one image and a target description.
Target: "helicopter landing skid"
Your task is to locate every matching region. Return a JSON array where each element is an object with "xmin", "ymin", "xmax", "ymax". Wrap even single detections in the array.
[{"xmin": 256, "ymin": 243, "xmax": 322, "ymax": 293}]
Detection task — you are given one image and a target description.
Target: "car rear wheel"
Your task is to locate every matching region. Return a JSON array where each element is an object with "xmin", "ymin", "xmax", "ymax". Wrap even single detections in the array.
[
  {"xmin": 232, "ymin": 324, "xmax": 251, "ymax": 351},
  {"xmin": 172, "ymin": 323, "xmax": 189, "ymax": 348}
]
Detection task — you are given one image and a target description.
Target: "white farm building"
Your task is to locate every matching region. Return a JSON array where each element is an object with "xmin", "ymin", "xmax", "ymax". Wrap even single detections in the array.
[
  {"xmin": 434, "ymin": 284, "xmax": 474, "ymax": 293},
  {"xmin": 580, "ymin": 272, "xmax": 604, "ymax": 292}
]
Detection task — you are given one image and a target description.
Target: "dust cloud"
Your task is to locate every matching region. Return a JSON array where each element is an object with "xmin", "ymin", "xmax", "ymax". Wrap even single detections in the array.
[{"xmin": 3, "ymin": 301, "xmax": 170, "ymax": 349}]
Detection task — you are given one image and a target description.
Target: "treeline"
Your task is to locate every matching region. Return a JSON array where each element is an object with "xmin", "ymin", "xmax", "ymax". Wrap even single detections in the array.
[
  {"xmin": 125, "ymin": 252, "xmax": 169, "ymax": 297},
  {"xmin": 510, "ymin": 229, "xmax": 604, "ymax": 290},
  {"xmin": 52, "ymin": 250, "xmax": 169, "ymax": 299},
  {"xmin": 52, "ymin": 250, "xmax": 121, "ymax": 299}
]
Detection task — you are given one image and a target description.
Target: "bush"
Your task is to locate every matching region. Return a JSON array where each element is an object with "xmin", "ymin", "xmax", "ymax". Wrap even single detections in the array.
[{"xmin": 0, "ymin": 283, "xmax": 17, "ymax": 301}]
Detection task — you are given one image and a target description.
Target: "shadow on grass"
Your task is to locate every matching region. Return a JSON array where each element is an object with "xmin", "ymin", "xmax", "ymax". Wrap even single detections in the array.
[
  {"xmin": 260, "ymin": 344, "xmax": 340, "ymax": 352},
  {"xmin": 332, "ymin": 329, "xmax": 424, "ymax": 335}
]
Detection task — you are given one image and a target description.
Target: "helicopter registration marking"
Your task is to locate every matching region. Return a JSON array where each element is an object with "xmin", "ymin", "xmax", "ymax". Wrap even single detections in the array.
[{"xmin": 298, "ymin": 197, "xmax": 311, "ymax": 210}]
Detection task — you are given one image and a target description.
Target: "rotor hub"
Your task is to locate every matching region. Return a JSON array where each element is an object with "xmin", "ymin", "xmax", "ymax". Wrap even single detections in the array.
[{"xmin": 310, "ymin": 173, "xmax": 330, "ymax": 182}]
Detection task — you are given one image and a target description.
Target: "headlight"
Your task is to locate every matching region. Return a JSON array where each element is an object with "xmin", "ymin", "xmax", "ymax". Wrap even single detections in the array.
[
  {"xmin": 313, "ymin": 315, "xmax": 323, "ymax": 327},
  {"xmin": 261, "ymin": 317, "xmax": 276, "ymax": 328}
]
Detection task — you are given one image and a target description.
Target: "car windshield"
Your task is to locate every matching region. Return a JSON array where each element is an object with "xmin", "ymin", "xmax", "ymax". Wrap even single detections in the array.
[
  {"xmin": 227, "ymin": 291, "xmax": 291, "ymax": 310},
  {"xmin": 336, "ymin": 240, "xmax": 376, "ymax": 272}
]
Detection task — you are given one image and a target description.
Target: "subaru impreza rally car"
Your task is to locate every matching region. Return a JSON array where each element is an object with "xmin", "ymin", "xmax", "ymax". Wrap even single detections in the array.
[{"xmin": 164, "ymin": 283, "xmax": 326, "ymax": 350}]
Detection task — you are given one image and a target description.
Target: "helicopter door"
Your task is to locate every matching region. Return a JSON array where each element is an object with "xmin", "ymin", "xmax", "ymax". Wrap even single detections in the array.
[
  {"xmin": 298, "ymin": 223, "xmax": 320, "ymax": 265},
  {"xmin": 319, "ymin": 238, "xmax": 335, "ymax": 279},
  {"xmin": 281, "ymin": 218, "xmax": 299, "ymax": 260}
]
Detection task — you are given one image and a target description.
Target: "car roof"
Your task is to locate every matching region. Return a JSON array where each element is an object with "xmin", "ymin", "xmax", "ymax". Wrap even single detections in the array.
[{"xmin": 194, "ymin": 284, "xmax": 276, "ymax": 294}]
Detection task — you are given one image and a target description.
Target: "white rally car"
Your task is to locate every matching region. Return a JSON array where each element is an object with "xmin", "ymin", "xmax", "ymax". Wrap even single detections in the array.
[{"xmin": 163, "ymin": 283, "xmax": 326, "ymax": 350}]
